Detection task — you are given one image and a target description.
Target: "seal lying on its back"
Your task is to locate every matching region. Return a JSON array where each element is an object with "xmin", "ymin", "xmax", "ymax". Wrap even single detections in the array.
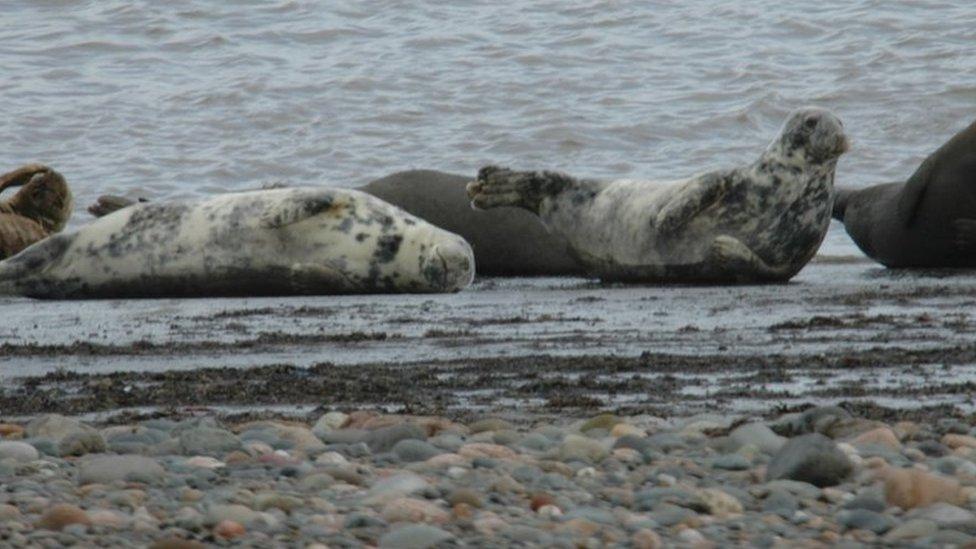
[
  {"xmin": 833, "ymin": 118, "xmax": 976, "ymax": 267},
  {"xmin": 468, "ymin": 107, "xmax": 850, "ymax": 284},
  {"xmin": 89, "ymin": 170, "xmax": 585, "ymax": 277},
  {"xmin": 0, "ymin": 164, "xmax": 73, "ymax": 259},
  {"xmin": 0, "ymin": 187, "xmax": 474, "ymax": 299}
]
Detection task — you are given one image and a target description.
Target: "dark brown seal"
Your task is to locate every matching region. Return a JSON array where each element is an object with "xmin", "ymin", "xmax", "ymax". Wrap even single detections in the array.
[
  {"xmin": 833, "ymin": 118, "xmax": 976, "ymax": 267},
  {"xmin": 0, "ymin": 164, "xmax": 73, "ymax": 259}
]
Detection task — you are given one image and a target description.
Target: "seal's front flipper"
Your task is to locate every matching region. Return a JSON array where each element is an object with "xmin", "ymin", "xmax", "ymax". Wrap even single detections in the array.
[
  {"xmin": 707, "ymin": 235, "xmax": 791, "ymax": 282},
  {"xmin": 288, "ymin": 263, "xmax": 355, "ymax": 293},
  {"xmin": 0, "ymin": 164, "xmax": 50, "ymax": 194},
  {"xmin": 88, "ymin": 195, "xmax": 143, "ymax": 218},
  {"xmin": 467, "ymin": 166, "xmax": 576, "ymax": 213},
  {"xmin": 953, "ymin": 218, "xmax": 976, "ymax": 252},
  {"xmin": 655, "ymin": 173, "xmax": 728, "ymax": 236},
  {"xmin": 260, "ymin": 192, "xmax": 342, "ymax": 228},
  {"xmin": 897, "ymin": 119, "xmax": 976, "ymax": 227}
]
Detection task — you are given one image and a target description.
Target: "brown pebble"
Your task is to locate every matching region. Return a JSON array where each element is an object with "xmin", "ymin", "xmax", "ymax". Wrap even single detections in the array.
[
  {"xmin": 632, "ymin": 528, "xmax": 663, "ymax": 549},
  {"xmin": 943, "ymin": 434, "xmax": 976, "ymax": 450},
  {"xmin": 36, "ymin": 504, "xmax": 92, "ymax": 531},
  {"xmin": 853, "ymin": 427, "xmax": 901, "ymax": 450},
  {"xmin": 180, "ymin": 488, "xmax": 204, "ymax": 503},
  {"xmin": 530, "ymin": 493, "xmax": 555, "ymax": 511},
  {"xmin": 0, "ymin": 423, "xmax": 24, "ymax": 438},
  {"xmin": 447, "ymin": 488, "xmax": 483, "ymax": 508},
  {"xmin": 148, "ymin": 537, "xmax": 206, "ymax": 549},
  {"xmin": 213, "ymin": 519, "xmax": 246, "ymax": 540},
  {"xmin": 452, "ymin": 502, "xmax": 475, "ymax": 520},
  {"xmin": 883, "ymin": 466, "xmax": 962, "ymax": 509}
]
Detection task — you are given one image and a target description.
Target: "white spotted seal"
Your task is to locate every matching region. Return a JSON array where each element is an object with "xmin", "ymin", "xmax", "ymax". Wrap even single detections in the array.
[
  {"xmin": 0, "ymin": 187, "xmax": 474, "ymax": 299},
  {"xmin": 88, "ymin": 170, "xmax": 585, "ymax": 277},
  {"xmin": 467, "ymin": 107, "xmax": 849, "ymax": 283},
  {"xmin": 833, "ymin": 118, "xmax": 976, "ymax": 267},
  {"xmin": 0, "ymin": 164, "xmax": 73, "ymax": 259}
]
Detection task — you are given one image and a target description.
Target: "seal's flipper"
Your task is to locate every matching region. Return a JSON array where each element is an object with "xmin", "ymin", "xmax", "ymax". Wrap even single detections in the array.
[
  {"xmin": 897, "ymin": 119, "xmax": 976, "ymax": 227},
  {"xmin": 88, "ymin": 195, "xmax": 141, "ymax": 218},
  {"xmin": 468, "ymin": 166, "xmax": 576, "ymax": 213},
  {"xmin": 0, "ymin": 164, "xmax": 50, "ymax": 194},
  {"xmin": 288, "ymin": 263, "xmax": 355, "ymax": 293},
  {"xmin": 260, "ymin": 192, "xmax": 341, "ymax": 228},
  {"xmin": 655, "ymin": 172, "xmax": 728, "ymax": 236},
  {"xmin": 0, "ymin": 213, "xmax": 47, "ymax": 260},
  {"xmin": 953, "ymin": 219, "xmax": 976, "ymax": 252}
]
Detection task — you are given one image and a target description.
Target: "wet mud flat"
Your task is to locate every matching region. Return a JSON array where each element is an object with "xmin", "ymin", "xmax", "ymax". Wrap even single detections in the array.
[{"xmin": 1, "ymin": 260, "xmax": 976, "ymax": 424}]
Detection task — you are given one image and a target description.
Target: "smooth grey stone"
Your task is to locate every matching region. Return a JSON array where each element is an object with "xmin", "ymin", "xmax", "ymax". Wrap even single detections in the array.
[
  {"xmin": 365, "ymin": 424, "xmax": 426, "ymax": 453},
  {"xmin": 178, "ymin": 427, "xmax": 241, "ymax": 457},
  {"xmin": 837, "ymin": 509, "xmax": 896, "ymax": 534},
  {"xmin": 766, "ymin": 433, "xmax": 852, "ymax": 487},
  {"xmin": 78, "ymin": 455, "xmax": 165, "ymax": 485},
  {"xmin": 762, "ymin": 489, "xmax": 798, "ymax": 519},
  {"xmin": 917, "ymin": 439, "xmax": 949, "ymax": 457},
  {"xmin": 512, "ymin": 465, "xmax": 544, "ymax": 484},
  {"xmin": 711, "ymin": 453, "xmax": 751, "ymax": 471},
  {"xmin": 843, "ymin": 489, "xmax": 886, "ymax": 512},
  {"xmin": 634, "ymin": 488, "xmax": 704, "ymax": 512},
  {"xmin": 391, "ymin": 439, "xmax": 443, "ymax": 462},
  {"xmin": 24, "ymin": 438, "xmax": 59, "ymax": 457},
  {"xmin": 378, "ymin": 524, "xmax": 453, "ymax": 549},
  {"xmin": 648, "ymin": 503, "xmax": 696, "ymax": 527},
  {"xmin": 763, "ymin": 479, "xmax": 822, "ymax": 500},
  {"xmin": 563, "ymin": 506, "xmax": 616, "ymax": 525},
  {"xmin": 428, "ymin": 433, "xmax": 464, "ymax": 452},
  {"xmin": 644, "ymin": 433, "xmax": 688, "ymax": 453},
  {"xmin": 503, "ymin": 525, "xmax": 555, "ymax": 545},
  {"xmin": 905, "ymin": 502, "xmax": 976, "ymax": 526},
  {"xmin": 729, "ymin": 423, "xmax": 786, "ymax": 454},
  {"xmin": 472, "ymin": 457, "xmax": 498, "ymax": 469},
  {"xmin": 344, "ymin": 513, "xmax": 387, "ymax": 529},
  {"xmin": 58, "ymin": 431, "xmax": 106, "ymax": 457},
  {"xmin": 320, "ymin": 429, "xmax": 369, "ymax": 445}
]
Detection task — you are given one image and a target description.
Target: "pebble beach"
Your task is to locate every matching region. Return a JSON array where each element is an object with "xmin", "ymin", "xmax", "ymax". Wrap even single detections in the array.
[{"xmin": 4, "ymin": 406, "xmax": 976, "ymax": 547}]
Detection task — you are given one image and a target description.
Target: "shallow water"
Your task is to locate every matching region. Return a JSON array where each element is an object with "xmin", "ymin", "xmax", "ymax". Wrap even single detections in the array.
[{"xmin": 2, "ymin": 0, "xmax": 975, "ymax": 255}]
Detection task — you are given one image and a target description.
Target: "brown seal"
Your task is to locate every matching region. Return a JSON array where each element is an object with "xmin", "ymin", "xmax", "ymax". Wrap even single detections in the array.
[{"xmin": 0, "ymin": 165, "xmax": 73, "ymax": 259}]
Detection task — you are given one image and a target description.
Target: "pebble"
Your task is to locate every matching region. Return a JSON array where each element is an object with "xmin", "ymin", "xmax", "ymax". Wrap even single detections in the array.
[
  {"xmin": 558, "ymin": 434, "xmax": 610, "ymax": 463},
  {"xmin": 392, "ymin": 439, "xmax": 443, "ymax": 462},
  {"xmin": 78, "ymin": 455, "xmax": 166, "ymax": 485},
  {"xmin": 882, "ymin": 467, "xmax": 961, "ymax": 509},
  {"xmin": 213, "ymin": 519, "xmax": 246, "ymax": 539},
  {"xmin": 378, "ymin": 524, "xmax": 454, "ymax": 548},
  {"xmin": 366, "ymin": 423, "xmax": 426, "ymax": 452},
  {"xmin": 35, "ymin": 504, "xmax": 92, "ymax": 531},
  {"xmin": 766, "ymin": 433, "xmax": 853, "ymax": 487},
  {"xmin": 0, "ymin": 440, "xmax": 39, "ymax": 462},
  {"xmin": 729, "ymin": 423, "xmax": 786, "ymax": 454},
  {"xmin": 58, "ymin": 431, "xmax": 107, "ymax": 456},
  {"xmin": 381, "ymin": 497, "xmax": 449, "ymax": 524}
]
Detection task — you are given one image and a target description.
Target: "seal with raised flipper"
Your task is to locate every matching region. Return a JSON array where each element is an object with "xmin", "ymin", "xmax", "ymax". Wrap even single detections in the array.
[
  {"xmin": 467, "ymin": 107, "xmax": 850, "ymax": 284},
  {"xmin": 832, "ymin": 118, "xmax": 976, "ymax": 267},
  {"xmin": 0, "ymin": 186, "xmax": 474, "ymax": 299},
  {"xmin": 0, "ymin": 164, "xmax": 73, "ymax": 259}
]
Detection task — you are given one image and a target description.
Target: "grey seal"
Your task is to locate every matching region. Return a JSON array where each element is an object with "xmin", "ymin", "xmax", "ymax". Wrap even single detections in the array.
[
  {"xmin": 88, "ymin": 170, "xmax": 584, "ymax": 277},
  {"xmin": 467, "ymin": 107, "xmax": 850, "ymax": 283},
  {"xmin": 0, "ymin": 187, "xmax": 474, "ymax": 299},
  {"xmin": 833, "ymin": 118, "xmax": 976, "ymax": 267}
]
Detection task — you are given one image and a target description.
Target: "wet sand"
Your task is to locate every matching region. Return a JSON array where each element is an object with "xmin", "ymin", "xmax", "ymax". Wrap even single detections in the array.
[{"xmin": 1, "ymin": 259, "xmax": 974, "ymax": 424}]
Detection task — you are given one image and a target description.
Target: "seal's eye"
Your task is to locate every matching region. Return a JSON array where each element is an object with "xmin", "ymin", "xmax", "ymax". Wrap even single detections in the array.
[{"xmin": 804, "ymin": 116, "xmax": 818, "ymax": 130}]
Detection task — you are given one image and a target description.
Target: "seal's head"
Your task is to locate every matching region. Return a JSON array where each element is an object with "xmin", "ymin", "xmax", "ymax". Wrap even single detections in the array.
[
  {"xmin": 0, "ymin": 165, "xmax": 73, "ymax": 232},
  {"xmin": 772, "ymin": 107, "xmax": 850, "ymax": 168}
]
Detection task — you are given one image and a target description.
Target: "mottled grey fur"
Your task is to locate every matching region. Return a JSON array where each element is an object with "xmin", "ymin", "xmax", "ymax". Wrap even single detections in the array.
[
  {"xmin": 0, "ymin": 187, "xmax": 474, "ymax": 299},
  {"xmin": 468, "ymin": 108, "xmax": 849, "ymax": 284}
]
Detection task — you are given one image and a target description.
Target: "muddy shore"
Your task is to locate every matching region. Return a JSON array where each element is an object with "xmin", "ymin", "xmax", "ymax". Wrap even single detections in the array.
[{"xmin": 1, "ymin": 259, "xmax": 974, "ymax": 424}]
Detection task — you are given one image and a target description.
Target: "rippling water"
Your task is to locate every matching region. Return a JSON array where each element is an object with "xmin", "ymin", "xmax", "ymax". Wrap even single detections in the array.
[{"xmin": 2, "ymin": 0, "xmax": 974, "ymax": 255}]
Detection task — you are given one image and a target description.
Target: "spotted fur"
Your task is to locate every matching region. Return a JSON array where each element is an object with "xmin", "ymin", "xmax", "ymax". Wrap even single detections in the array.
[
  {"xmin": 469, "ymin": 107, "xmax": 849, "ymax": 283},
  {"xmin": 0, "ymin": 187, "xmax": 474, "ymax": 298}
]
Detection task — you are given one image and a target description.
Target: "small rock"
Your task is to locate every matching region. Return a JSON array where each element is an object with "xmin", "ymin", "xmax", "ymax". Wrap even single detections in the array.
[
  {"xmin": 697, "ymin": 488, "xmax": 743, "ymax": 516},
  {"xmin": 905, "ymin": 502, "xmax": 976, "ymax": 526},
  {"xmin": 458, "ymin": 442, "xmax": 518, "ymax": 460},
  {"xmin": 26, "ymin": 414, "xmax": 94, "ymax": 441},
  {"xmin": 364, "ymin": 472, "xmax": 428, "ymax": 503},
  {"xmin": 148, "ymin": 537, "xmax": 207, "ymax": 549},
  {"xmin": 378, "ymin": 524, "xmax": 454, "ymax": 548},
  {"xmin": 632, "ymin": 528, "xmax": 663, "ymax": 549},
  {"xmin": 0, "ymin": 424, "xmax": 24, "ymax": 438},
  {"xmin": 836, "ymin": 509, "xmax": 896, "ymax": 534},
  {"xmin": 206, "ymin": 504, "xmax": 257, "ymax": 526},
  {"xmin": 611, "ymin": 423, "xmax": 646, "ymax": 438},
  {"xmin": 382, "ymin": 497, "xmax": 449, "ymax": 524},
  {"xmin": 392, "ymin": 439, "xmax": 443, "ymax": 462},
  {"xmin": 883, "ymin": 467, "xmax": 961, "ymax": 509},
  {"xmin": 0, "ymin": 441, "xmax": 39, "ymax": 462},
  {"xmin": 78, "ymin": 455, "xmax": 166, "ymax": 485},
  {"xmin": 766, "ymin": 433, "xmax": 853, "ymax": 487},
  {"xmin": 943, "ymin": 433, "xmax": 976, "ymax": 450},
  {"xmin": 58, "ymin": 431, "xmax": 107, "ymax": 457},
  {"xmin": 447, "ymin": 488, "xmax": 483, "ymax": 508},
  {"xmin": 882, "ymin": 519, "xmax": 938, "ymax": 542},
  {"xmin": 467, "ymin": 418, "xmax": 513, "ymax": 433},
  {"xmin": 213, "ymin": 519, "xmax": 246, "ymax": 540},
  {"xmin": 312, "ymin": 411, "xmax": 349, "ymax": 438},
  {"xmin": 36, "ymin": 504, "xmax": 92, "ymax": 531},
  {"xmin": 852, "ymin": 427, "xmax": 901, "ymax": 450},
  {"xmin": 558, "ymin": 434, "xmax": 609, "ymax": 463},
  {"xmin": 579, "ymin": 413, "xmax": 620, "ymax": 433},
  {"xmin": 178, "ymin": 427, "xmax": 241, "ymax": 457},
  {"xmin": 712, "ymin": 453, "xmax": 751, "ymax": 471},
  {"xmin": 366, "ymin": 423, "xmax": 426, "ymax": 452},
  {"xmin": 730, "ymin": 423, "xmax": 786, "ymax": 454}
]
